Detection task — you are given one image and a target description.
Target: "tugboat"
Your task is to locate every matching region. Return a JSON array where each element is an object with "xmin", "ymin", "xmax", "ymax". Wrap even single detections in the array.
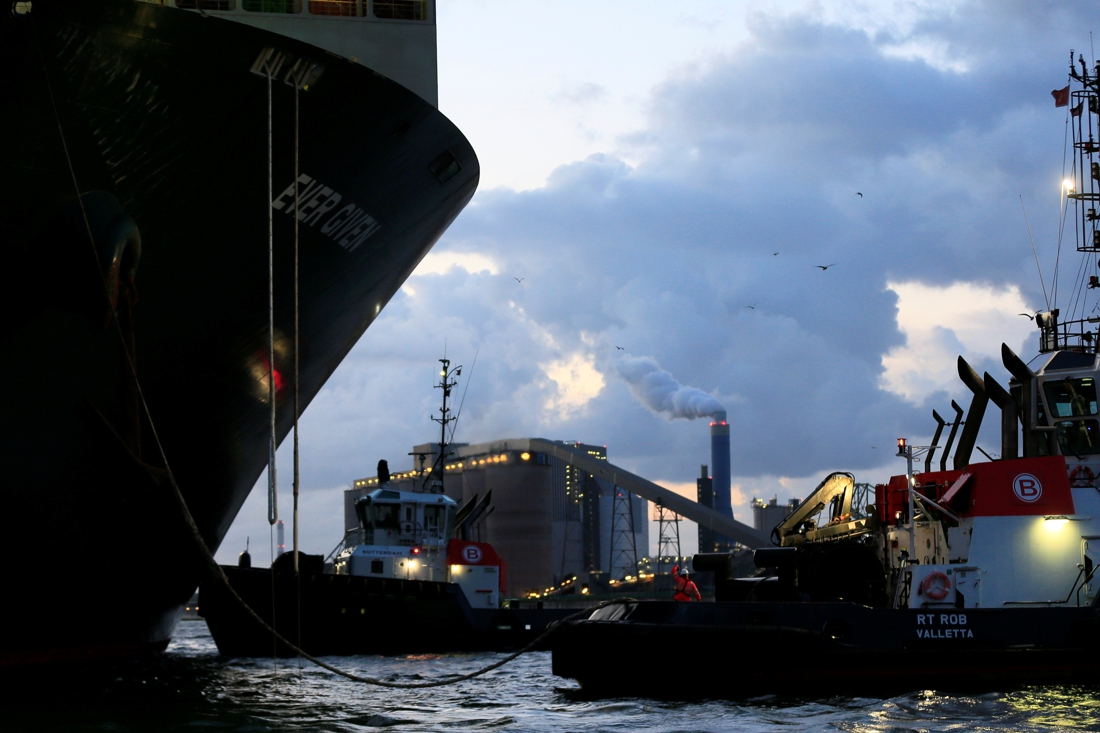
[
  {"xmin": 200, "ymin": 358, "xmax": 577, "ymax": 656},
  {"xmin": 551, "ymin": 56, "xmax": 1100, "ymax": 698}
]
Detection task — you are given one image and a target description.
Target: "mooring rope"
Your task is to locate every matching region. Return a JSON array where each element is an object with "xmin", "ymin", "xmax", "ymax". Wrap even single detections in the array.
[
  {"xmin": 265, "ymin": 58, "xmax": 279, "ymax": 676},
  {"xmin": 30, "ymin": 18, "xmax": 617, "ymax": 687},
  {"xmin": 292, "ymin": 73, "xmax": 303, "ymax": 673},
  {"xmin": 266, "ymin": 59, "xmax": 279, "ymax": 528}
]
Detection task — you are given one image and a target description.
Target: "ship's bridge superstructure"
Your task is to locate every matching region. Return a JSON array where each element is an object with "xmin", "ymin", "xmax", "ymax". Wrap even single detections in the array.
[{"xmin": 145, "ymin": 0, "xmax": 439, "ymax": 105}]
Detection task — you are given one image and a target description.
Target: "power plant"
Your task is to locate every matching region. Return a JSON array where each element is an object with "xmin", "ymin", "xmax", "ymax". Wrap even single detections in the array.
[{"xmin": 341, "ymin": 418, "xmax": 766, "ymax": 596}]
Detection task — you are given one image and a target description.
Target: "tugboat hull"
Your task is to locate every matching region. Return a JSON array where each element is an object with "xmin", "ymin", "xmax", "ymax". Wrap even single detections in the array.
[
  {"xmin": 200, "ymin": 565, "xmax": 574, "ymax": 656},
  {"xmin": 552, "ymin": 601, "xmax": 1100, "ymax": 697}
]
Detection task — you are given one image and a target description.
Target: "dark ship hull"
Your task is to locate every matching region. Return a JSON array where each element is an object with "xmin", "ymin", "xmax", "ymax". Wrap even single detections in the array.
[
  {"xmin": 0, "ymin": 0, "xmax": 478, "ymax": 664},
  {"xmin": 199, "ymin": 562, "xmax": 574, "ymax": 657}
]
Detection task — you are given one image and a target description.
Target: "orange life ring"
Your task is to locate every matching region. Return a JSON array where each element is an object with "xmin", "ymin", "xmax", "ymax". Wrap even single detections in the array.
[
  {"xmin": 920, "ymin": 571, "xmax": 951, "ymax": 601},
  {"xmin": 1069, "ymin": 464, "xmax": 1095, "ymax": 486}
]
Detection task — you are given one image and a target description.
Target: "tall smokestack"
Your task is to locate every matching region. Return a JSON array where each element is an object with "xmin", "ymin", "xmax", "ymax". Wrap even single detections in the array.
[{"xmin": 710, "ymin": 411, "xmax": 732, "ymax": 519}]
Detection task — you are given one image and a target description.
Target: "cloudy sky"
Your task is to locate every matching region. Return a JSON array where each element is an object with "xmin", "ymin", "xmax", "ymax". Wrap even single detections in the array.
[{"xmin": 217, "ymin": 0, "xmax": 1098, "ymax": 565}]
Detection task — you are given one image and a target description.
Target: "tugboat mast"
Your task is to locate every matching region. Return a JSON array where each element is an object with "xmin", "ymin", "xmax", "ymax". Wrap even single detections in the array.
[
  {"xmin": 429, "ymin": 358, "xmax": 461, "ymax": 494},
  {"xmin": 1036, "ymin": 51, "xmax": 1100, "ymax": 352}
]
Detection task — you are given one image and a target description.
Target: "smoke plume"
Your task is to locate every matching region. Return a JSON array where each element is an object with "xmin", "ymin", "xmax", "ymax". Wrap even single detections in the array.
[{"xmin": 615, "ymin": 355, "xmax": 724, "ymax": 420}]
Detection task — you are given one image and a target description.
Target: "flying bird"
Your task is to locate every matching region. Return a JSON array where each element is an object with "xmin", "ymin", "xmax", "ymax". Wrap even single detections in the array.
[
  {"xmin": 1018, "ymin": 313, "xmax": 1035, "ymax": 320},
  {"xmin": 815, "ymin": 264, "xmax": 838, "ymax": 270},
  {"xmin": 514, "ymin": 277, "xmax": 525, "ymax": 283},
  {"xmin": 772, "ymin": 251, "xmax": 780, "ymax": 256},
  {"xmin": 856, "ymin": 192, "xmax": 863, "ymax": 198},
  {"xmin": 745, "ymin": 304, "xmax": 756, "ymax": 310},
  {"xmin": 615, "ymin": 346, "xmax": 625, "ymax": 350}
]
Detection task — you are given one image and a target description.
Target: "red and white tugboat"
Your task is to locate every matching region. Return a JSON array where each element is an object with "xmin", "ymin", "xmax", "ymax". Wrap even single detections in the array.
[{"xmin": 552, "ymin": 56, "xmax": 1100, "ymax": 698}]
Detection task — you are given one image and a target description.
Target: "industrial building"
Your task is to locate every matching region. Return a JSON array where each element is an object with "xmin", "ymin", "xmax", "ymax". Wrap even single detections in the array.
[
  {"xmin": 343, "ymin": 440, "xmax": 648, "ymax": 596},
  {"xmin": 751, "ymin": 496, "xmax": 800, "ymax": 537}
]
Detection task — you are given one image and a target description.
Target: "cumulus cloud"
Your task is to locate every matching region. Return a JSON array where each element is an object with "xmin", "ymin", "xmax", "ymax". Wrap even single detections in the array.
[
  {"xmin": 541, "ymin": 353, "xmax": 606, "ymax": 418},
  {"xmin": 880, "ymin": 280, "xmax": 1037, "ymax": 404}
]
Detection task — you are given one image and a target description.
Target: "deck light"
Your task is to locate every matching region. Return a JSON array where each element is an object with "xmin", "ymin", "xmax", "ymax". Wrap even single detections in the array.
[
  {"xmin": 521, "ymin": 452, "xmax": 530, "ymax": 461},
  {"xmin": 1044, "ymin": 515, "xmax": 1070, "ymax": 531},
  {"xmin": 1064, "ymin": 179, "xmax": 1076, "ymax": 191}
]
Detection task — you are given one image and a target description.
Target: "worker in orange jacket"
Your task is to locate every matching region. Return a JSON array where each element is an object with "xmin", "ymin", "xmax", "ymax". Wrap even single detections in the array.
[{"xmin": 672, "ymin": 565, "xmax": 701, "ymax": 601}]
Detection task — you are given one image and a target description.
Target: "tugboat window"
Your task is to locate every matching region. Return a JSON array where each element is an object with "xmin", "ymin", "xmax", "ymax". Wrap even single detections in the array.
[
  {"xmin": 1054, "ymin": 419, "xmax": 1100, "ymax": 455},
  {"xmin": 1044, "ymin": 377, "xmax": 1098, "ymax": 417},
  {"xmin": 243, "ymin": 0, "xmax": 301, "ymax": 12},
  {"xmin": 423, "ymin": 505, "xmax": 444, "ymax": 535},
  {"xmin": 309, "ymin": 0, "xmax": 359, "ymax": 16},
  {"xmin": 371, "ymin": 502, "xmax": 400, "ymax": 530},
  {"xmin": 175, "ymin": 0, "xmax": 235, "ymax": 10},
  {"xmin": 372, "ymin": 0, "xmax": 426, "ymax": 20}
]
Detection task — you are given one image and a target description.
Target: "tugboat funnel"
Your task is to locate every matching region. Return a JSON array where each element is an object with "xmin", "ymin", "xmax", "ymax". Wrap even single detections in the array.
[
  {"xmin": 983, "ymin": 371, "xmax": 1018, "ymax": 460},
  {"xmin": 1001, "ymin": 343, "xmax": 1044, "ymax": 457},
  {"xmin": 925, "ymin": 410, "xmax": 947, "ymax": 473},
  {"xmin": 955, "ymin": 357, "xmax": 988, "ymax": 469},
  {"xmin": 941, "ymin": 401, "xmax": 964, "ymax": 472}
]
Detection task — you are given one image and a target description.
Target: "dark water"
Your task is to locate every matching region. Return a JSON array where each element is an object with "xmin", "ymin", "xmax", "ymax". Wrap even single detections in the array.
[{"xmin": 5, "ymin": 621, "xmax": 1100, "ymax": 732}]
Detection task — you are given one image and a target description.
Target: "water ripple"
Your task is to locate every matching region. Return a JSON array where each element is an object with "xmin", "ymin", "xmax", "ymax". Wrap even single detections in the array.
[{"xmin": 4, "ymin": 622, "xmax": 1100, "ymax": 732}]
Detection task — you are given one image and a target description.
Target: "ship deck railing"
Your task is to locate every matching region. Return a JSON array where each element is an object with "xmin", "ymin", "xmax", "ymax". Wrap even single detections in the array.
[{"xmin": 1039, "ymin": 317, "xmax": 1100, "ymax": 354}]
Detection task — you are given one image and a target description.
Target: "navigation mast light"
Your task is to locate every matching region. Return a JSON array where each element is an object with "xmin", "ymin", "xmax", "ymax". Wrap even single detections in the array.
[{"xmin": 896, "ymin": 437, "xmax": 906, "ymax": 456}]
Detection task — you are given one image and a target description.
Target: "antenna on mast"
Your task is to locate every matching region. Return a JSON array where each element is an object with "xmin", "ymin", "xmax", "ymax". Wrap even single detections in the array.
[{"xmin": 429, "ymin": 358, "xmax": 461, "ymax": 494}]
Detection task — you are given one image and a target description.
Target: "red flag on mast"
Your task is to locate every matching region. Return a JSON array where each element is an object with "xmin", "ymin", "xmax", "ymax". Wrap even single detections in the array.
[
  {"xmin": 1071, "ymin": 101, "xmax": 1084, "ymax": 117},
  {"xmin": 1052, "ymin": 86, "xmax": 1070, "ymax": 107}
]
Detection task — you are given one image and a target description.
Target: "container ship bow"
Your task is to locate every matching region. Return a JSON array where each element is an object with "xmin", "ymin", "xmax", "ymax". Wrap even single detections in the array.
[{"xmin": 0, "ymin": 0, "xmax": 478, "ymax": 664}]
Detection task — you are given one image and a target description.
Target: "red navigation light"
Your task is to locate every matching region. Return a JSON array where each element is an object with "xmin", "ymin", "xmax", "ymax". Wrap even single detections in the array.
[{"xmin": 411, "ymin": 547, "xmax": 421, "ymax": 555}]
